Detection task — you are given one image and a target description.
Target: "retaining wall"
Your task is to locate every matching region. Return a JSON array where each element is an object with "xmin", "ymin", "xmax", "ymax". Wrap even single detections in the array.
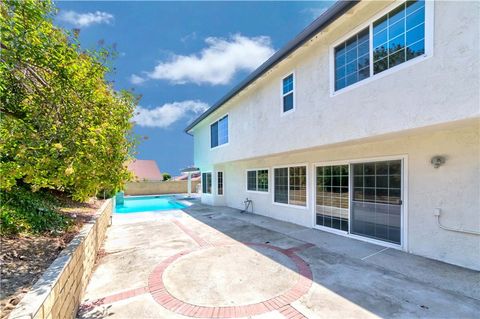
[
  {"xmin": 9, "ymin": 199, "xmax": 113, "ymax": 319},
  {"xmin": 124, "ymin": 180, "xmax": 200, "ymax": 196}
]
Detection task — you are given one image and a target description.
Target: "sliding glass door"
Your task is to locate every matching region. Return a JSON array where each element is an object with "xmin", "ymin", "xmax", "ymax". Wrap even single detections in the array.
[
  {"xmin": 315, "ymin": 164, "xmax": 349, "ymax": 232},
  {"xmin": 315, "ymin": 159, "xmax": 403, "ymax": 245},
  {"xmin": 351, "ymin": 160, "xmax": 402, "ymax": 244}
]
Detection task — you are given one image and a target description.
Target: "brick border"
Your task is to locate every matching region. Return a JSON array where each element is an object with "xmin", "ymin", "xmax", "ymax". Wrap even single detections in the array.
[{"xmin": 147, "ymin": 242, "xmax": 313, "ymax": 318}]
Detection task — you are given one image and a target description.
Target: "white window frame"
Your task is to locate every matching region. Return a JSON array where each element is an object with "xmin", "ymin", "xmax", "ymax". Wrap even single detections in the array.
[
  {"xmin": 280, "ymin": 71, "xmax": 296, "ymax": 115},
  {"xmin": 272, "ymin": 163, "xmax": 309, "ymax": 209},
  {"xmin": 210, "ymin": 113, "xmax": 229, "ymax": 149},
  {"xmin": 202, "ymin": 171, "xmax": 213, "ymax": 195},
  {"xmin": 313, "ymin": 161, "xmax": 351, "ymax": 236},
  {"xmin": 329, "ymin": 0, "xmax": 434, "ymax": 96},
  {"xmin": 217, "ymin": 171, "xmax": 224, "ymax": 196},
  {"xmin": 311, "ymin": 154, "xmax": 409, "ymax": 251},
  {"xmin": 246, "ymin": 168, "xmax": 270, "ymax": 193}
]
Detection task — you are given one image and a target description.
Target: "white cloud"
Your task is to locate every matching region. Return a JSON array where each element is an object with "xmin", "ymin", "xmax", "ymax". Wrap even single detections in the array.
[
  {"xmin": 133, "ymin": 100, "xmax": 209, "ymax": 128},
  {"xmin": 130, "ymin": 74, "xmax": 146, "ymax": 85},
  {"xmin": 58, "ymin": 10, "xmax": 114, "ymax": 27},
  {"xmin": 144, "ymin": 34, "xmax": 275, "ymax": 85}
]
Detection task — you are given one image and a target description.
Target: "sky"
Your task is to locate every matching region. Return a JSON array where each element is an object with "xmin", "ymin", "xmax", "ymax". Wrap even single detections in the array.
[{"xmin": 54, "ymin": 1, "xmax": 334, "ymax": 176}]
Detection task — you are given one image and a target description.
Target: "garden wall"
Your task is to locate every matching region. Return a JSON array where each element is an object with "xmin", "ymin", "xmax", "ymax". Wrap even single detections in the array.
[
  {"xmin": 124, "ymin": 180, "xmax": 200, "ymax": 196},
  {"xmin": 9, "ymin": 199, "xmax": 113, "ymax": 319}
]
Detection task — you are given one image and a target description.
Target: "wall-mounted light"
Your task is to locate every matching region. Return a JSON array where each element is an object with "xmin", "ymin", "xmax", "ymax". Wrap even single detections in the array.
[{"xmin": 431, "ymin": 156, "xmax": 446, "ymax": 168}]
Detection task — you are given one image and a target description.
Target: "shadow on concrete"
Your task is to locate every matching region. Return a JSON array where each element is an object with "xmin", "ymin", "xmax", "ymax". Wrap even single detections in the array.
[{"xmin": 180, "ymin": 202, "xmax": 480, "ymax": 318}]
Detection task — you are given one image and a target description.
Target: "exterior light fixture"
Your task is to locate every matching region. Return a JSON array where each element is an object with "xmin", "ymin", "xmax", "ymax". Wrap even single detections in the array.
[{"xmin": 430, "ymin": 156, "xmax": 446, "ymax": 168}]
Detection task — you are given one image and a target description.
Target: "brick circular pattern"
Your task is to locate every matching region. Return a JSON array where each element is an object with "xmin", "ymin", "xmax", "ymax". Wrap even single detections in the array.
[{"xmin": 147, "ymin": 243, "xmax": 313, "ymax": 318}]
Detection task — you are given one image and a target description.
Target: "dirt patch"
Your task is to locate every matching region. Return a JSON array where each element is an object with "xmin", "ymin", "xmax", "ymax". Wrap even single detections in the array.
[{"xmin": 0, "ymin": 198, "xmax": 104, "ymax": 319}]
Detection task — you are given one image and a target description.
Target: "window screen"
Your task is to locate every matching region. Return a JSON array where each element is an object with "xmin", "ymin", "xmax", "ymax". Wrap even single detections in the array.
[{"xmin": 247, "ymin": 170, "xmax": 257, "ymax": 191}]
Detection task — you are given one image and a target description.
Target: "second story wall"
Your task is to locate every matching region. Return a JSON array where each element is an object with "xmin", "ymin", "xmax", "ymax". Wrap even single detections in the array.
[{"xmin": 193, "ymin": 0, "xmax": 480, "ymax": 168}]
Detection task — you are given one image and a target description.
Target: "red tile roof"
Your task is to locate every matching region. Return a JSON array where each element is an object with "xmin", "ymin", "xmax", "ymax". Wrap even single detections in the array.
[{"xmin": 127, "ymin": 160, "xmax": 162, "ymax": 181}]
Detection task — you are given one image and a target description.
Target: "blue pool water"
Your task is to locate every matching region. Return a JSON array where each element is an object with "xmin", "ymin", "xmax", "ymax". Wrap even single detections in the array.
[{"xmin": 115, "ymin": 195, "xmax": 186, "ymax": 213}]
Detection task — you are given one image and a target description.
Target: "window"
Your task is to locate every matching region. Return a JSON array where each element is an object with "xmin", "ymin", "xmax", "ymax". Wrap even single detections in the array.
[
  {"xmin": 202, "ymin": 172, "xmax": 212, "ymax": 194},
  {"xmin": 217, "ymin": 172, "xmax": 223, "ymax": 195},
  {"xmin": 274, "ymin": 166, "xmax": 307, "ymax": 207},
  {"xmin": 335, "ymin": 28, "xmax": 370, "ymax": 91},
  {"xmin": 316, "ymin": 165, "xmax": 349, "ymax": 231},
  {"xmin": 211, "ymin": 115, "xmax": 228, "ymax": 148},
  {"xmin": 247, "ymin": 169, "xmax": 269, "ymax": 192},
  {"xmin": 373, "ymin": 0, "xmax": 425, "ymax": 74},
  {"xmin": 282, "ymin": 74, "xmax": 294, "ymax": 113},
  {"xmin": 334, "ymin": 0, "xmax": 427, "ymax": 91}
]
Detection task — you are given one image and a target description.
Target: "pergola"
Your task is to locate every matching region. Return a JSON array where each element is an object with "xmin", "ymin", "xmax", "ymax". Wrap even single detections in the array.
[{"xmin": 180, "ymin": 166, "xmax": 200, "ymax": 198}]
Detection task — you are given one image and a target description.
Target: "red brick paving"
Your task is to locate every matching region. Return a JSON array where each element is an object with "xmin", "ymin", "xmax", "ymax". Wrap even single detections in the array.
[
  {"xmin": 278, "ymin": 305, "xmax": 308, "ymax": 319},
  {"xmin": 146, "ymin": 241, "xmax": 313, "ymax": 318},
  {"xmin": 80, "ymin": 219, "xmax": 315, "ymax": 318}
]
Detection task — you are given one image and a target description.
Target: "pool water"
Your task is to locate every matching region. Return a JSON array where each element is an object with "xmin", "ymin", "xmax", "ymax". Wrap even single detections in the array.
[{"xmin": 115, "ymin": 195, "xmax": 186, "ymax": 213}]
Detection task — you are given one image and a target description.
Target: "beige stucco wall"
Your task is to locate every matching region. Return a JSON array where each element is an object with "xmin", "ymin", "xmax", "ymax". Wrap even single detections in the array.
[
  {"xmin": 10, "ymin": 200, "xmax": 113, "ymax": 319},
  {"xmin": 193, "ymin": 0, "xmax": 480, "ymax": 167},
  {"xmin": 124, "ymin": 180, "xmax": 200, "ymax": 196},
  {"xmin": 204, "ymin": 121, "xmax": 480, "ymax": 270}
]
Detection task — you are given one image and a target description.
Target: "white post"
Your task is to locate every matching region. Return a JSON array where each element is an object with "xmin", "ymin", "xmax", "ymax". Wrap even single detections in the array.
[{"xmin": 187, "ymin": 172, "xmax": 192, "ymax": 197}]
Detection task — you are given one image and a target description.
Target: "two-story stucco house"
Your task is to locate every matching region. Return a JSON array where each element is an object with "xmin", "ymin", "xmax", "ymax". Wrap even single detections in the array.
[{"xmin": 185, "ymin": 0, "xmax": 480, "ymax": 270}]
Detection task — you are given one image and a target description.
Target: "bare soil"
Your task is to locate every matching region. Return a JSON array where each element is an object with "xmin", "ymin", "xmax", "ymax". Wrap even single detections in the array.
[{"xmin": 0, "ymin": 197, "xmax": 104, "ymax": 319}]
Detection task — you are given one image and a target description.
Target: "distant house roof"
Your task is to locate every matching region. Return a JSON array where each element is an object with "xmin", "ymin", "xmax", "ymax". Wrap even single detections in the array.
[
  {"xmin": 127, "ymin": 160, "xmax": 162, "ymax": 181},
  {"xmin": 184, "ymin": 0, "xmax": 359, "ymax": 133}
]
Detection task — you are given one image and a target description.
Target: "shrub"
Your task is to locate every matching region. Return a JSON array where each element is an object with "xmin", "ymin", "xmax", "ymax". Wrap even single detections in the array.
[
  {"xmin": 0, "ymin": 0, "xmax": 137, "ymax": 201},
  {"xmin": 0, "ymin": 186, "xmax": 73, "ymax": 236}
]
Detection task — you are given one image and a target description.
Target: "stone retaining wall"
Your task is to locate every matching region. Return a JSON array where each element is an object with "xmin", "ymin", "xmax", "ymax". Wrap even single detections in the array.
[
  {"xmin": 9, "ymin": 199, "xmax": 113, "ymax": 319},
  {"xmin": 124, "ymin": 180, "xmax": 200, "ymax": 196}
]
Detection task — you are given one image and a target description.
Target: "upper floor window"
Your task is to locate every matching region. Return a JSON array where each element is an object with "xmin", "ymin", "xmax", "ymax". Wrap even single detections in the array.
[
  {"xmin": 246, "ymin": 169, "xmax": 269, "ymax": 192},
  {"xmin": 335, "ymin": 28, "xmax": 370, "ymax": 91},
  {"xmin": 282, "ymin": 74, "xmax": 294, "ymax": 113},
  {"xmin": 202, "ymin": 172, "xmax": 212, "ymax": 194},
  {"xmin": 334, "ymin": 0, "xmax": 428, "ymax": 92},
  {"xmin": 373, "ymin": 0, "xmax": 425, "ymax": 74},
  {"xmin": 211, "ymin": 115, "xmax": 228, "ymax": 148}
]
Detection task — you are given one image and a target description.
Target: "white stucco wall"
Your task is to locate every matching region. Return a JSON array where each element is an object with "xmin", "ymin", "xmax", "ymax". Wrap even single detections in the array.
[
  {"xmin": 192, "ymin": 0, "xmax": 480, "ymax": 270},
  {"xmin": 193, "ymin": 0, "xmax": 480, "ymax": 167},
  {"xmin": 209, "ymin": 122, "xmax": 480, "ymax": 270}
]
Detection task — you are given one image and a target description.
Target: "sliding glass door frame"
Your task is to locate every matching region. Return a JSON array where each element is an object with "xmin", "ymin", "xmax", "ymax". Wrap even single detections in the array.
[
  {"xmin": 312, "ymin": 155, "xmax": 408, "ymax": 250},
  {"xmin": 313, "ymin": 160, "xmax": 351, "ymax": 236}
]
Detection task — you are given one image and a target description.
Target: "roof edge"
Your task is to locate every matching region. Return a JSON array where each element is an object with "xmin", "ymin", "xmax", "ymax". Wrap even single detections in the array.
[{"xmin": 184, "ymin": 0, "xmax": 359, "ymax": 133}]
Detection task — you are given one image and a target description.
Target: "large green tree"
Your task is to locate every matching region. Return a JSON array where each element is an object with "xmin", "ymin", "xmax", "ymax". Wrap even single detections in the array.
[{"xmin": 0, "ymin": 0, "xmax": 137, "ymax": 200}]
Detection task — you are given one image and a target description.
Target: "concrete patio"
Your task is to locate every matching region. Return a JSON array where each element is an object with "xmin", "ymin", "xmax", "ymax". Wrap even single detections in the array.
[{"xmin": 78, "ymin": 201, "xmax": 480, "ymax": 318}]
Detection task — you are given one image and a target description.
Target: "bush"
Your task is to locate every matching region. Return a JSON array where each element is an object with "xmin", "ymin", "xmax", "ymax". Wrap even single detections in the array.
[
  {"xmin": 162, "ymin": 173, "xmax": 172, "ymax": 181},
  {"xmin": 0, "ymin": 0, "xmax": 137, "ymax": 201},
  {"xmin": 0, "ymin": 186, "xmax": 73, "ymax": 236}
]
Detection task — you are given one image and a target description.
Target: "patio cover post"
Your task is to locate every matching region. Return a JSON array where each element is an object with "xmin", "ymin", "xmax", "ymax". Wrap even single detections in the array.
[
  {"xmin": 180, "ymin": 166, "xmax": 200, "ymax": 198},
  {"xmin": 187, "ymin": 172, "xmax": 192, "ymax": 197}
]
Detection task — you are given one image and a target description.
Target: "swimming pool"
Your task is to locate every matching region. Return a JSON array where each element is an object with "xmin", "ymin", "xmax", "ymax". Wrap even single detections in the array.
[{"xmin": 115, "ymin": 195, "xmax": 186, "ymax": 213}]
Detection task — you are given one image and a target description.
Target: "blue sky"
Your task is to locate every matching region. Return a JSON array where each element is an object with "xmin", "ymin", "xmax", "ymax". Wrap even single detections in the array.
[{"xmin": 54, "ymin": 1, "xmax": 333, "ymax": 176}]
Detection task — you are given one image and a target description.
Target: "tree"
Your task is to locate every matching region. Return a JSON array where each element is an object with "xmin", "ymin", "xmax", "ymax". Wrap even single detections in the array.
[
  {"xmin": 162, "ymin": 173, "xmax": 171, "ymax": 181},
  {"xmin": 0, "ymin": 0, "xmax": 137, "ymax": 200}
]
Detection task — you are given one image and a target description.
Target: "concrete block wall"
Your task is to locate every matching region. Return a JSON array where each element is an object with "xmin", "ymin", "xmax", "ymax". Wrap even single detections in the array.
[
  {"xmin": 9, "ymin": 199, "xmax": 113, "ymax": 319},
  {"xmin": 124, "ymin": 180, "xmax": 201, "ymax": 196}
]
